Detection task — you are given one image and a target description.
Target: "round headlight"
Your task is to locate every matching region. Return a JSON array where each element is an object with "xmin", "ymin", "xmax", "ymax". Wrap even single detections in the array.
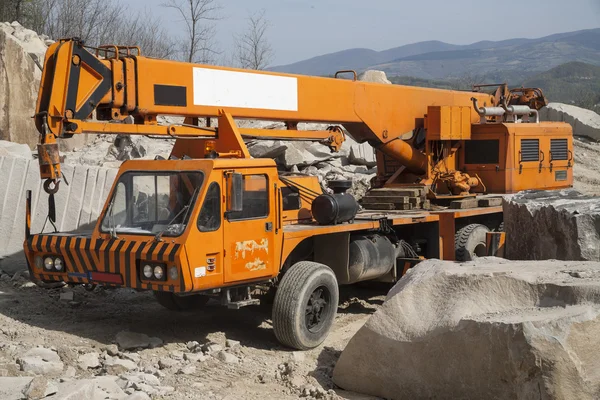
[
  {"xmin": 153, "ymin": 265, "xmax": 164, "ymax": 280},
  {"xmin": 35, "ymin": 256, "xmax": 43, "ymax": 270},
  {"xmin": 54, "ymin": 257, "xmax": 63, "ymax": 271},
  {"xmin": 143, "ymin": 265, "xmax": 153, "ymax": 278},
  {"xmin": 44, "ymin": 257, "xmax": 54, "ymax": 270},
  {"xmin": 168, "ymin": 266, "xmax": 178, "ymax": 280}
]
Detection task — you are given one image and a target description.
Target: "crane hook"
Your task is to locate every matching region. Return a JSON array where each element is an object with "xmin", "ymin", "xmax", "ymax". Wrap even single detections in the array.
[{"xmin": 43, "ymin": 178, "xmax": 60, "ymax": 195}]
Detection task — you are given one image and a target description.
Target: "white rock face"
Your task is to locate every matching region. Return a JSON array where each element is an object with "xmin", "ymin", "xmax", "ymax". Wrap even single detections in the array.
[
  {"xmin": 334, "ymin": 258, "xmax": 600, "ymax": 400},
  {"xmin": 503, "ymin": 189, "xmax": 600, "ymax": 260},
  {"xmin": 540, "ymin": 103, "xmax": 600, "ymax": 141},
  {"xmin": 0, "ymin": 22, "xmax": 46, "ymax": 148}
]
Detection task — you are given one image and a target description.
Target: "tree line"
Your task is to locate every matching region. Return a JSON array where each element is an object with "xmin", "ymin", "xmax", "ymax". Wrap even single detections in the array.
[{"xmin": 0, "ymin": 0, "xmax": 273, "ymax": 69}]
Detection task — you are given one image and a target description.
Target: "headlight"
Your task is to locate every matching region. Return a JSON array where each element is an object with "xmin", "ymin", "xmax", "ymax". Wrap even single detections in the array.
[
  {"xmin": 35, "ymin": 256, "xmax": 43, "ymax": 270},
  {"xmin": 143, "ymin": 265, "xmax": 153, "ymax": 278},
  {"xmin": 44, "ymin": 257, "xmax": 54, "ymax": 270},
  {"xmin": 168, "ymin": 266, "xmax": 178, "ymax": 280},
  {"xmin": 153, "ymin": 265, "xmax": 164, "ymax": 280},
  {"xmin": 54, "ymin": 257, "xmax": 63, "ymax": 271}
]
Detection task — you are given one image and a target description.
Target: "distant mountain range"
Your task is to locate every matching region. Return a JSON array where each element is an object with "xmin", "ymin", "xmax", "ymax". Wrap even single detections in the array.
[
  {"xmin": 388, "ymin": 62, "xmax": 600, "ymax": 113},
  {"xmin": 270, "ymin": 29, "xmax": 600, "ymax": 83}
]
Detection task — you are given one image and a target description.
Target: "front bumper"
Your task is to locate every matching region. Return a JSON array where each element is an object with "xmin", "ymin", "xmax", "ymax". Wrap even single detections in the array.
[{"xmin": 24, "ymin": 233, "xmax": 189, "ymax": 292}]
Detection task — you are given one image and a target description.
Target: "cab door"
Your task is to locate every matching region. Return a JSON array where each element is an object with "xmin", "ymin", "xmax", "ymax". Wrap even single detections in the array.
[{"xmin": 222, "ymin": 170, "xmax": 276, "ymax": 283}]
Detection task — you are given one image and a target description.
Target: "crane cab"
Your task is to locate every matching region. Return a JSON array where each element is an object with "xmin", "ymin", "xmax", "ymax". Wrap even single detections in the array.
[{"xmin": 24, "ymin": 157, "xmax": 289, "ymax": 294}]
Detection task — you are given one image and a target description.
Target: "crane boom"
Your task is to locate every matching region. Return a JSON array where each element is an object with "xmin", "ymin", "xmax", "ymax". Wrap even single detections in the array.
[{"xmin": 35, "ymin": 39, "xmax": 494, "ymax": 189}]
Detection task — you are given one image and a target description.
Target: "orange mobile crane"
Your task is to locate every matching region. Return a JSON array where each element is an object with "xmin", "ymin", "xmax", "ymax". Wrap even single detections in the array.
[{"xmin": 24, "ymin": 39, "xmax": 573, "ymax": 349}]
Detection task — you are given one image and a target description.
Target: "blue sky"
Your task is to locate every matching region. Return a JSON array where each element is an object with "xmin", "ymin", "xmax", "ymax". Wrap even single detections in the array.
[{"xmin": 126, "ymin": 0, "xmax": 600, "ymax": 66}]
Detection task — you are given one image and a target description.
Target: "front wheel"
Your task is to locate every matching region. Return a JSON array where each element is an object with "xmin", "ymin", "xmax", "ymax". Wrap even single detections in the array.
[
  {"xmin": 153, "ymin": 291, "xmax": 210, "ymax": 311},
  {"xmin": 272, "ymin": 261, "xmax": 339, "ymax": 350}
]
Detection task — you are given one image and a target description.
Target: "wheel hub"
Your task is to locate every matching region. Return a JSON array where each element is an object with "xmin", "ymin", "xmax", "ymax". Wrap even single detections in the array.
[{"xmin": 305, "ymin": 287, "xmax": 330, "ymax": 332}]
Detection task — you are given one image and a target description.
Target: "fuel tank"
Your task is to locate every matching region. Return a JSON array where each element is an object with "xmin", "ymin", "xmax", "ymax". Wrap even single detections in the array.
[{"xmin": 347, "ymin": 234, "xmax": 397, "ymax": 284}]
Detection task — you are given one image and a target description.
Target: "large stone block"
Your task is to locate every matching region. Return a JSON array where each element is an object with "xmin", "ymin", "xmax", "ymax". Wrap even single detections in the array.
[
  {"xmin": 540, "ymin": 103, "xmax": 600, "ymax": 141},
  {"xmin": 0, "ymin": 154, "xmax": 117, "ymax": 273},
  {"xmin": 333, "ymin": 258, "xmax": 600, "ymax": 400},
  {"xmin": 503, "ymin": 189, "xmax": 600, "ymax": 260}
]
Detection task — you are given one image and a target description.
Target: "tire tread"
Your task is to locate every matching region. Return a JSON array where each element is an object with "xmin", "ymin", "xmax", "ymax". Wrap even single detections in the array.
[
  {"xmin": 455, "ymin": 223, "xmax": 488, "ymax": 261},
  {"xmin": 272, "ymin": 261, "xmax": 337, "ymax": 350}
]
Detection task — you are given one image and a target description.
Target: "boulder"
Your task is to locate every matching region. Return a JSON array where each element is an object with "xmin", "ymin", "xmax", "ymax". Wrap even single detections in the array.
[
  {"xmin": 103, "ymin": 356, "xmax": 137, "ymax": 371},
  {"xmin": 23, "ymin": 376, "xmax": 58, "ymax": 399},
  {"xmin": 78, "ymin": 352, "xmax": 101, "ymax": 369},
  {"xmin": 17, "ymin": 347, "xmax": 64, "ymax": 375},
  {"xmin": 358, "ymin": 70, "xmax": 392, "ymax": 85},
  {"xmin": 348, "ymin": 143, "xmax": 377, "ymax": 167},
  {"xmin": 540, "ymin": 103, "xmax": 600, "ymax": 141},
  {"xmin": 0, "ymin": 377, "xmax": 35, "ymax": 400},
  {"xmin": 115, "ymin": 331, "xmax": 151, "ymax": 350},
  {"xmin": 333, "ymin": 258, "xmax": 600, "ymax": 400},
  {"xmin": 247, "ymin": 140, "xmax": 288, "ymax": 159},
  {"xmin": 52, "ymin": 376, "xmax": 126, "ymax": 400},
  {"xmin": 503, "ymin": 189, "xmax": 600, "ymax": 260},
  {"xmin": 216, "ymin": 351, "xmax": 239, "ymax": 364}
]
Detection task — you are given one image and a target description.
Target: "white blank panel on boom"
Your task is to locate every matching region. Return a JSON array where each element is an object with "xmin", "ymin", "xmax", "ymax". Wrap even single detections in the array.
[{"xmin": 193, "ymin": 68, "xmax": 298, "ymax": 112}]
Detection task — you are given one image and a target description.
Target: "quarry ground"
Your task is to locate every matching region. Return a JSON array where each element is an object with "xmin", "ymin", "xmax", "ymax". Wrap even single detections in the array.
[
  {"xmin": 0, "ymin": 274, "xmax": 385, "ymax": 399},
  {"xmin": 1, "ymin": 136, "xmax": 599, "ymax": 399}
]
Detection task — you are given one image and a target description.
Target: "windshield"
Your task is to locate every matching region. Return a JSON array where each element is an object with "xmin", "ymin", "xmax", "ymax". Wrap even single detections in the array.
[{"xmin": 101, "ymin": 171, "xmax": 204, "ymax": 236}]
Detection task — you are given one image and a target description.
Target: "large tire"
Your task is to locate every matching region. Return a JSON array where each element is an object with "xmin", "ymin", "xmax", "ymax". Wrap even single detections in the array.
[
  {"xmin": 455, "ymin": 223, "xmax": 490, "ymax": 261},
  {"xmin": 273, "ymin": 261, "xmax": 339, "ymax": 350},
  {"xmin": 153, "ymin": 291, "xmax": 210, "ymax": 311}
]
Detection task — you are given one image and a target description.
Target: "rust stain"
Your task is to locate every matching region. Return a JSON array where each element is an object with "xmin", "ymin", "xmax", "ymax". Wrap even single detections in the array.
[
  {"xmin": 234, "ymin": 239, "xmax": 268, "ymax": 259},
  {"xmin": 245, "ymin": 257, "xmax": 267, "ymax": 271}
]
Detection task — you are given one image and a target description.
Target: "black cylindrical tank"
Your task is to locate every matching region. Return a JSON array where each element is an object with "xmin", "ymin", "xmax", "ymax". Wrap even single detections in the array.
[
  {"xmin": 347, "ymin": 234, "xmax": 396, "ymax": 284},
  {"xmin": 311, "ymin": 180, "xmax": 359, "ymax": 225}
]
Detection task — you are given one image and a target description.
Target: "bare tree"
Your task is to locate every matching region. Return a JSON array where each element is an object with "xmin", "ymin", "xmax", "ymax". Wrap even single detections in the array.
[
  {"xmin": 7, "ymin": 0, "xmax": 174, "ymax": 60},
  {"xmin": 161, "ymin": 0, "xmax": 222, "ymax": 63},
  {"xmin": 234, "ymin": 9, "xmax": 273, "ymax": 70},
  {"xmin": 111, "ymin": 10, "xmax": 176, "ymax": 59}
]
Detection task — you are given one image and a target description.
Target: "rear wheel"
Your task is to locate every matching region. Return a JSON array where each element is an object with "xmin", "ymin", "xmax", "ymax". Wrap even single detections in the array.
[
  {"xmin": 273, "ymin": 261, "xmax": 339, "ymax": 350},
  {"xmin": 153, "ymin": 291, "xmax": 210, "ymax": 311},
  {"xmin": 455, "ymin": 223, "xmax": 490, "ymax": 261}
]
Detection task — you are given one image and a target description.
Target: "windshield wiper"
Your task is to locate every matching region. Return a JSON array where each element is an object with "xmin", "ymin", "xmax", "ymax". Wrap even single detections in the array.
[{"xmin": 154, "ymin": 187, "xmax": 200, "ymax": 242}]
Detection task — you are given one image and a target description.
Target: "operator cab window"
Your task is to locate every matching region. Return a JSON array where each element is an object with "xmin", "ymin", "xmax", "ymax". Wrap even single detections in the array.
[
  {"xmin": 197, "ymin": 182, "xmax": 221, "ymax": 232},
  {"xmin": 100, "ymin": 171, "xmax": 203, "ymax": 237},
  {"xmin": 228, "ymin": 174, "xmax": 268, "ymax": 220}
]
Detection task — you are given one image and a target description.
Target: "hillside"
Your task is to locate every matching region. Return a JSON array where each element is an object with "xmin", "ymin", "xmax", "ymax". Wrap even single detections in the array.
[
  {"xmin": 389, "ymin": 62, "xmax": 600, "ymax": 112},
  {"xmin": 271, "ymin": 28, "xmax": 600, "ymax": 81},
  {"xmin": 522, "ymin": 62, "xmax": 600, "ymax": 111}
]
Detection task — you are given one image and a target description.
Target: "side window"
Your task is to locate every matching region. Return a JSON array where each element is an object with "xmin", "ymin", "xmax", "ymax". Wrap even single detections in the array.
[
  {"xmin": 197, "ymin": 182, "xmax": 221, "ymax": 232},
  {"xmin": 228, "ymin": 174, "xmax": 268, "ymax": 220},
  {"xmin": 282, "ymin": 186, "xmax": 301, "ymax": 210}
]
